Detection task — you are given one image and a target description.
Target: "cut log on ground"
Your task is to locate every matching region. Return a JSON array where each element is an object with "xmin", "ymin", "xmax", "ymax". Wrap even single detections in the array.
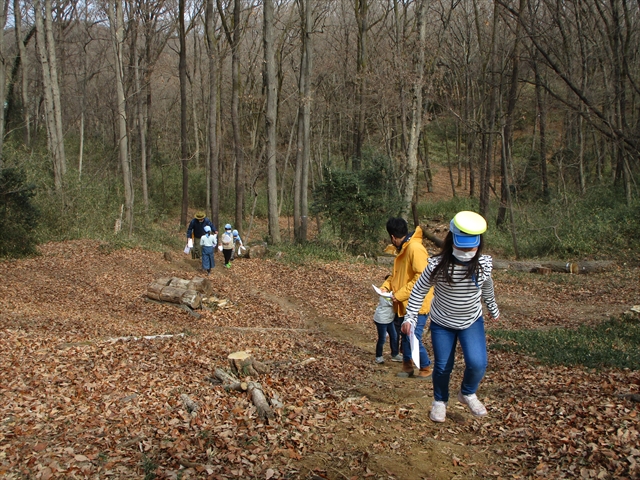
[
  {"xmin": 146, "ymin": 276, "xmax": 211, "ymax": 309},
  {"xmin": 169, "ymin": 278, "xmax": 191, "ymax": 289},
  {"xmin": 188, "ymin": 277, "xmax": 213, "ymax": 295},
  {"xmin": 228, "ymin": 351, "xmax": 270, "ymax": 377},
  {"xmin": 212, "ymin": 368, "xmax": 274, "ymax": 421},
  {"xmin": 247, "ymin": 382, "xmax": 274, "ymax": 420},
  {"xmin": 214, "ymin": 368, "xmax": 246, "ymax": 391}
]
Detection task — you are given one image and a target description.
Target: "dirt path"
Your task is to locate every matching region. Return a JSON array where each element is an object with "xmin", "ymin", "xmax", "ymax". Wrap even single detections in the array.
[{"xmin": 226, "ymin": 264, "xmax": 501, "ymax": 480}]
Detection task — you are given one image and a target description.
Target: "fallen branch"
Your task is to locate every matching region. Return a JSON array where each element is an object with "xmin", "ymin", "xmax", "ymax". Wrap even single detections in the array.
[
  {"xmin": 293, "ymin": 357, "xmax": 317, "ymax": 368},
  {"xmin": 180, "ymin": 394, "xmax": 199, "ymax": 414},
  {"xmin": 212, "ymin": 368, "xmax": 274, "ymax": 421},
  {"xmin": 214, "ymin": 326, "xmax": 312, "ymax": 332},
  {"xmin": 106, "ymin": 333, "xmax": 185, "ymax": 343},
  {"xmin": 248, "ymin": 382, "xmax": 274, "ymax": 421},
  {"xmin": 214, "ymin": 368, "xmax": 246, "ymax": 391},
  {"xmin": 119, "ymin": 436, "xmax": 142, "ymax": 448}
]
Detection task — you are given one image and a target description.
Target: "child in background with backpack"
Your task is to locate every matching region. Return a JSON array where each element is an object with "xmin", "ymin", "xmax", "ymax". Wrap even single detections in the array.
[{"xmin": 220, "ymin": 224, "xmax": 234, "ymax": 268}]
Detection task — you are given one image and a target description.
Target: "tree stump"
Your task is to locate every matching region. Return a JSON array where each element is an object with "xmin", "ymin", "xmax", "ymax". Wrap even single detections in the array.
[{"xmin": 228, "ymin": 351, "xmax": 270, "ymax": 377}]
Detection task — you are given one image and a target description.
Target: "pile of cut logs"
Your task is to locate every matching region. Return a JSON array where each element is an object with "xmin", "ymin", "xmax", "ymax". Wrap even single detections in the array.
[{"xmin": 146, "ymin": 277, "xmax": 212, "ymax": 309}]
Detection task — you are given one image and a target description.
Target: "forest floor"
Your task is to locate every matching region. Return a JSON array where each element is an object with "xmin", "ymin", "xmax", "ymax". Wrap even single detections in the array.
[{"xmin": 1, "ymin": 219, "xmax": 639, "ymax": 480}]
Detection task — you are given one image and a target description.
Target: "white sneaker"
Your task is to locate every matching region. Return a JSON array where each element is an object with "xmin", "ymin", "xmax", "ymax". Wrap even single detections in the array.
[
  {"xmin": 390, "ymin": 354, "xmax": 403, "ymax": 362},
  {"xmin": 375, "ymin": 356, "xmax": 384, "ymax": 364},
  {"xmin": 457, "ymin": 391, "xmax": 487, "ymax": 417},
  {"xmin": 430, "ymin": 401, "xmax": 446, "ymax": 422}
]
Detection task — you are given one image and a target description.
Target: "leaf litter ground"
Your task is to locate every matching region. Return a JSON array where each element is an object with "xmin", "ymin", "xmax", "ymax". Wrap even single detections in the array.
[{"xmin": 0, "ymin": 240, "xmax": 638, "ymax": 479}]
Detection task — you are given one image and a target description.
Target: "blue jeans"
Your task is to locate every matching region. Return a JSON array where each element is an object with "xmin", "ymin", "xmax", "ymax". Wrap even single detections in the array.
[
  {"xmin": 430, "ymin": 317, "xmax": 487, "ymax": 402},
  {"xmin": 400, "ymin": 314, "xmax": 431, "ymax": 368},
  {"xmin": 374, "ymin": 322, "xmax": 398, "ymax": 357}
]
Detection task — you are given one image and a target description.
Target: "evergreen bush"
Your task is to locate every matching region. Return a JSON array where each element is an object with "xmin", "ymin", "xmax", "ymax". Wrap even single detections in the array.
[
  {"xmin": 312, "ymin": 152, "xmax": 403, "ymax": 253},
  {"xmin": 0, "ymin": 168, "xmax": 40, "ymax": 257}
]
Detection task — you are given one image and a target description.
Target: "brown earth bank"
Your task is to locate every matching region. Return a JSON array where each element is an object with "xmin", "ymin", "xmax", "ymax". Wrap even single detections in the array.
[{"xmin": 0, "ymin": 240, "xmax": 639, "ymax": 479}]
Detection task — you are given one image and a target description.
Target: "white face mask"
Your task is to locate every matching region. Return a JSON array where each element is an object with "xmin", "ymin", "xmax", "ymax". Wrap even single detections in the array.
[{"xmin": 452, "ymin": 248, "xmax": 477, "ymax": 262}]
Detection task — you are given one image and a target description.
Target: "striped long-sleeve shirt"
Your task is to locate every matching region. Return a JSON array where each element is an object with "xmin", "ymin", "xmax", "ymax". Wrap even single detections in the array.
[{"xmin": 404, "ymin": 254, "xmax": 499, "ymax": 330}]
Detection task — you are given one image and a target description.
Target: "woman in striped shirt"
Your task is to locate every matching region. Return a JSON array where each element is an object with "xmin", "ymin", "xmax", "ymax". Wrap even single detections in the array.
[{"xmin": 401, "ymin": 211, "xmax": 500, "ymax": 423}]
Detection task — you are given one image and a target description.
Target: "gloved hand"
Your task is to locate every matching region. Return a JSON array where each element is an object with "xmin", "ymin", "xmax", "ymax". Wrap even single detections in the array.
[{"xmin": 218, "ymin": 245, "xmax": 223, "ymax": 252}]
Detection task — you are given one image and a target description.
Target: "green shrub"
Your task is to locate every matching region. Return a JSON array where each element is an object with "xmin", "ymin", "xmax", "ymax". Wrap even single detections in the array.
[
  {"xmin": 0, "ymin": 168, "xmax": 40, "ymax": 257},
  {"xmin": 312, "ymin": 152, "xmax": 403, "ymax": 253}
]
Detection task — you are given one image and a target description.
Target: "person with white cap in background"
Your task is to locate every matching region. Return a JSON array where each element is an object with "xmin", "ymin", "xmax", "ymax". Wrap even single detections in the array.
[
  {"xmin": 230, "ymin": 229, "xmax": 244, "ymax": 261},
  {"xmin": 402, "ymin": 211, "xmax": 500, "ymax": 423},
  {"xmin": 199, "ymin": 225, "xmax": 217, "ymax": 274},
  {"xmin": 219, "ymin": 224, "xmax": 235, "ymax": 268}
]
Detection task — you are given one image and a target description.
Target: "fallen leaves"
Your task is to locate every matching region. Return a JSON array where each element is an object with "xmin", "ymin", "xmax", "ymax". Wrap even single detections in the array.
[{"xmin": 0, "ymin": 240, "xmax": 638, "ymax": 478}]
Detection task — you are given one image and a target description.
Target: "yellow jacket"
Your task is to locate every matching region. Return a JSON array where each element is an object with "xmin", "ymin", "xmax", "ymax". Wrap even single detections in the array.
[{"xmin": 380, "ymin": 226, "xmax": 434, "ymax": 317}]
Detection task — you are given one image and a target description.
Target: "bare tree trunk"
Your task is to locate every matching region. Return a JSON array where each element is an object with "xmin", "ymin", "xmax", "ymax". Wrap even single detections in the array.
[
  {"xmin": 34, "ymin": 0, "xmax": 64, "ymax": 190},
  {"xmin": 134, "ymin": 40, "xmax": 149, "ymax": 211},
  {"xmin": 401, "ymin": 0, "xmax": 427, "ymax": 218},
  {"xmin": 13, "ymin": 0, "xmax": 30, "ymax": 147},
  {"xmin": 44, "ymin": 0, "xmax": 65, "ymax": 177},
  {"xmin": 444, "ymin": 126, "xmax": 456, "ymax": 197},
  {"xmin": 231, "ymin": 0, "xmax": 244, "ymax": 232},
  {"xmin": 179, "ymin": 0, "xmax": 189, "ymax": 226},
  {"xmin": 300, "ymin": 0, "xmax": 312, "ymax": 242},
  {"xmin": 532, "ymin": 54, "xmax": 549, "ymax": 200},
  {"xmin": 497, "ymin": 0, "xmax": 523, "ymax": 226},
  {"xmin": 294, "ymin": 0, "xmax": 312, "ymax": 242},
  {"xmin": 264, "ymin": 0, "xmax": 280, "ymax": 243},
  {"xmin": 353, "ymin": 0, "xmax": 368, "ymax": 170},
  {"xmin": 0, "ymin": 0, "xmax": 6, "ymax": 166},
  {"xmin": 191, "ymin": 32, "xmax": 201, "ymax": 169},
  {"xmin": 478, "ymin": 0, "xmax": 499, "ymax": 218},
  {"xmin": 206, "ymin": 0, "xmax": 220, "ymax": 229},
  {"xmin": 108, "ymin": 0, "xmax": 134, "ymax": 233}
]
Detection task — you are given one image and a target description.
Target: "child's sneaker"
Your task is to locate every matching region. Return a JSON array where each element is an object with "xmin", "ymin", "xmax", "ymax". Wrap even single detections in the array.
[
  {"xmin": 225, "ymin": 263, "xmax": 231, "ymax": 269},
  {"xmin": 375, "ymin": 356, "xmax": 384, "ymax": 364},
  {"xmin": 390, "ymin": 354, "xmax": 403, "ymax": 362},
  {"xmin": 457, "ymin": 391, "xmax": 487, "ymax": 417},
  {"xmin": 430, "ymin": 401, "xmax": 446, "ymax": 422}
]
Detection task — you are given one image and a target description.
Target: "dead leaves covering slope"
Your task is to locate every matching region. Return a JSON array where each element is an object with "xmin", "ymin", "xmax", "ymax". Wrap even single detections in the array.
[{"xmin": 0, "ymin": 241, "xmax": 638, "ymax": 479}]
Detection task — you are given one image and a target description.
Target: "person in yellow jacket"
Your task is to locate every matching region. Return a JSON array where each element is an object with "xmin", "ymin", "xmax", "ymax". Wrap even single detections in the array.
[{"xmin": 379, "ymin": 217, "xmax": 435, "ymax": 378}]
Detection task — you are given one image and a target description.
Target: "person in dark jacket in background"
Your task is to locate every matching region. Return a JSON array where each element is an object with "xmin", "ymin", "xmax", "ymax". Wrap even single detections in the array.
[{"xmin": 187, "ymin": 211, "xmax": 216, "ymax": 259}]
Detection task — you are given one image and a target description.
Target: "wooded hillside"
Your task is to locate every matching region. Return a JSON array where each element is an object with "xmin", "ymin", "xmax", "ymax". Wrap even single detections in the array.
[{"xmin": 0, "ymin": 0, "xmax": 639, "ymax": 251}]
